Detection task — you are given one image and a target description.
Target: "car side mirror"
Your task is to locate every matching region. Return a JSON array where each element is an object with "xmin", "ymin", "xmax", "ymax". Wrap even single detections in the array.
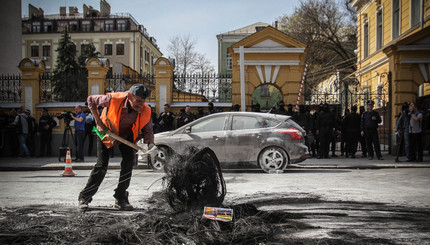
[{"xmin": 185, "ymin": 126, "xmax": 191, "ymax": 134}]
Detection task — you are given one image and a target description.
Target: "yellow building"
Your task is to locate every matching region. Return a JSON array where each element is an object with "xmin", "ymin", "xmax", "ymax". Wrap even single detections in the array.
[
  {"xmin": 353, "ymin": 0, "xmax": 430, "ymax": 121},
  {"xmin": 22, "ymin": 0, "xmax": 161, "ymax": 75},
  {"xmin": 228, "ymin": 26, "xmax": 307, "ymax": 111}
]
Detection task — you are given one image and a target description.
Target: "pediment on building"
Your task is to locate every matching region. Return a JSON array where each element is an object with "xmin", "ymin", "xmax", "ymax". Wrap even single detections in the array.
[{"xmin": 231, "ymin": 26, "xmax": 306, "ymax": 50}]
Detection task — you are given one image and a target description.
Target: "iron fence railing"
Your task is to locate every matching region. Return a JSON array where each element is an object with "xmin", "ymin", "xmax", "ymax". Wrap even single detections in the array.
[
  {"xmin": 105, "ymin": 73, "xmax": 156, "ymax": 102},
  {"xmin": 173, "ymin": 73, "xmax": 232, "ymax": 102},
  {"xmin": 0, "ymin": 74, "xmax": 22, "ymax": 103}
]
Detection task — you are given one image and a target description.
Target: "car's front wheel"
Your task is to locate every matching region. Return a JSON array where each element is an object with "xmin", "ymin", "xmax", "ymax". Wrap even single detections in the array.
[
  {"xmin": 258, "ymin": 146, "xmax": 288, "ymax": 173},
  {"xmin": 149, "ymin": 146, "xmax": 171, "ymax": 171}
]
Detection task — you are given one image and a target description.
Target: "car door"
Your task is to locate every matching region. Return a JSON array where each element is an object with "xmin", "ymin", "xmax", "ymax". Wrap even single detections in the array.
[
  {"xmin": 178, "ymin": 114, "xmax": 228, "ymax": 162},
  {"xmin": 225, "ymin": 114, "xmax": 265, "ymax": 163}
]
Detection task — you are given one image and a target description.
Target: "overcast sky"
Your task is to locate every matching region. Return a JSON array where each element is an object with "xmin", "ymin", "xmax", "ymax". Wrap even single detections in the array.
[{"xmin": 22, "ymin": 0, "xmax": 299, "ymax": 71}]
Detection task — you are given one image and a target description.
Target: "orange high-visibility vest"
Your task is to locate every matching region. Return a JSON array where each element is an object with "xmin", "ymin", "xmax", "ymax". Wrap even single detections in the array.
[{"xmin": 100, "ymin": 92, "xmax": 151, "ymax": 148}]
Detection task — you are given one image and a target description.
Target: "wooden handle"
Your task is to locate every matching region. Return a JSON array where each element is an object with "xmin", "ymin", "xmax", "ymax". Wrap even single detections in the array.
[{"xmin": 105, "ymin": 131, "xmax": 143, "ymax": 151}]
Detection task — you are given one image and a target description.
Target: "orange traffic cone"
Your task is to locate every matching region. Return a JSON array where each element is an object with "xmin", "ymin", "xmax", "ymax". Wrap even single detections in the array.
[{"xmin": 62, "ymin": 150, "xmax": 76, "ymax": 177}]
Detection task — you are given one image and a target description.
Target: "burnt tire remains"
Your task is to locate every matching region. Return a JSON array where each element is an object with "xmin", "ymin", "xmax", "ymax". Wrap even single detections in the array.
[{"xmin": 163, "ymin": 147, "xmax": 226, "ymax": 212}]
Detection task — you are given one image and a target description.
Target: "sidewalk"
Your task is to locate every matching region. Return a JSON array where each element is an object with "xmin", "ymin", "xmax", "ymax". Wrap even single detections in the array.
[{"xmin": 0, "ymin": 153, "xmax": 428, "ymax": 171}]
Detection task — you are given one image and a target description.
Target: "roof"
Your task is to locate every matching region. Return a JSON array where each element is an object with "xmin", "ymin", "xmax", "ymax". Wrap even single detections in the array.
[{"xmin": 219, "ymin": 22, "xmax": 270, "ymax": 35}]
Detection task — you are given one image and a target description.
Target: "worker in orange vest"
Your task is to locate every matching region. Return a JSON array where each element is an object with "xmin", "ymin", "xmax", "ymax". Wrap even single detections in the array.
[{"xmin": 78, "ymin": 84, "xmax": 154, "ymax": 212}]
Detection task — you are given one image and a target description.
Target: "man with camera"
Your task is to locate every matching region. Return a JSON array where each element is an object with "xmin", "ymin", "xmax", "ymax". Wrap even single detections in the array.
[
  {"xmin": 70, "ymin": 105, "xmax": 86, "ymax": 162},
  {"xmin": 78, "ymin": 84, "xmax": 154, "ymax": 212},
  {"xmin": 361, "ymin": 100, "xmax": 383, "ymax": 160}
]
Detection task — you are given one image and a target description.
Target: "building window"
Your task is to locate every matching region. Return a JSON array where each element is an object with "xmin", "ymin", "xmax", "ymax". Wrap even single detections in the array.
[
  {"xmin": 105, "ymin": 20, "xmax": 114, "ymax": 31},
  {"xmin": 260, "ymin": 85, "xmax": 270, "ymax": 97},
  {"xmin": 42, "ymin": 46, "xmax": 50, "ymax": 57},
  {"xmin": 117, "ymin": 20, "xmax": 126, "ymax": 31},
  {"xmin": 145, "ymin": 50, "xmax": 149, "ymax": 64},
  {"xmin": 376, "ymin": 9, "xmax": 383, "ymax": 50},
  {"xmin": 105, "ymin": 44, "xmax": 112, "ymax": 55},
  {"xmin": 31, "ymin": 46, "xmax": 39, "ymax": 57},
  {"xmin": 393, "ymin": 0, "xmax": 400, "ymax": 39},
  {"xmin": 32, "ymin": 22, "xmax": 40, "ymax": 32},
  {"xmin": 44, "ymin": 22, "xmax": 52, "ymax": 32},
  {"xmin": 226, "ymin": 51, "xmax": 232, "ymax": 70},
  {"xmin": 116, "ymin": 44, "xmax": 124, "ymax": 55},
  {"xmin": 82, "ymin": 21, "xmax": 91, "ymax": 32},
  {"xmin": 411, "ymin": 0, "xmax": 421, "ymax": 26},
  {"xmin": 363, "ymin": 21, "xmax": 369, "ymax": 58}
]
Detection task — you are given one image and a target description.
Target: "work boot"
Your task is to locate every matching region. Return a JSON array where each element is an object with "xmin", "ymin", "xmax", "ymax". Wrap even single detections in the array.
[
  {"xmin": 115, "ymin": 191, "xmax": 134, "ymax": 211},
  {"xmin": 78, "ymin": 199, "xmax": 89, "ymax": 212}
]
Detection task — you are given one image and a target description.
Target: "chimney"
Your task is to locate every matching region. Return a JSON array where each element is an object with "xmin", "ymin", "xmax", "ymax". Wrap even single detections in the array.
[
  {"xmin": 69, "ymin": 6, "xmax": 74, "ymax": 16},
  {"xmin": 60, "ymin": 6, "xmax": 66, "ymax": 16},
  {"xmin": 100, "ymin": 0, "xmax": 111, "ymax": 17},
  {"xmin": 29, "ymin": 4, "xmax": 44, "ymax": 19}
]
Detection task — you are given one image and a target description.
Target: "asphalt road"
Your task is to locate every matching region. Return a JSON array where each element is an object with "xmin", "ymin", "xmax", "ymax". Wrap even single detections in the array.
[
  {"xmin": 0, "ymin": 168, "xmax": 429, "ymax": 209},
  {"xmin": 1, "ymin": 168, "xmax": 430, "ymax": 243}
]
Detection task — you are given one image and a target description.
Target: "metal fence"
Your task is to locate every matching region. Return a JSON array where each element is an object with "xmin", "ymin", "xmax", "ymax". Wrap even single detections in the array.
[
  {"xmin": 105, "ymin": 73, "xmax": 156, "ymax": 102},
  {"xmin": 0, "ymin": 74, "xmax": 22, "ymax": 103},
  {"xmin": 173, "ymin": 73, "xmax": 232, "ymax": 102}
]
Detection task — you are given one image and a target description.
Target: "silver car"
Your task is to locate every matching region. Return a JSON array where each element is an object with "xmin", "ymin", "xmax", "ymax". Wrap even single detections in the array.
[{"xmin": 148, "ymin": 112, "xmax": 308, "ymax": 172}]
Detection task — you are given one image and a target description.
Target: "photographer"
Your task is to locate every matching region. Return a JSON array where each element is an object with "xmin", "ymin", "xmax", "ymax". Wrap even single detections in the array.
[{"xmin": 70, "ymin": 105, "xmax": 86, "ymax": 162}]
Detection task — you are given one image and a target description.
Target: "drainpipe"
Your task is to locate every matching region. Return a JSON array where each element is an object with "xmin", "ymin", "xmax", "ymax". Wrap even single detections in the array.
[{"xmin": 240, "ymin": 46, "xmax": 245, "ymax": 111}]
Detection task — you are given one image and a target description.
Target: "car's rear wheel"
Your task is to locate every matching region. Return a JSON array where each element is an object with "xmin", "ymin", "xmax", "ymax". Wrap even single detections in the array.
[
  {"xmin": 258, "ymin": 146, "xmax": 288, "ymax": 173},
  {"xmin": 149, "ymin": 146, "xmax": 171, "ymax": 171}
]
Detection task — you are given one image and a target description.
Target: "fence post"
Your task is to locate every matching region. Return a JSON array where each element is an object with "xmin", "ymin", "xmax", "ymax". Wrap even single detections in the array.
[
  {"xmin": 18, "ymin": 58, "xmax": 46, "ymax": 114},
  {"xmin": 86, "ymin": 58, "xmax": 110, "ymax": 95},
  {"xmin": 154, "ymin": 57, "xmax": 174, "ymax": 114}
]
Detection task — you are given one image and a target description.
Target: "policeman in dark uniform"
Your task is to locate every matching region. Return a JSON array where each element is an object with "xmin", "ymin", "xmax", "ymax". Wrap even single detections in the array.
[
  {"xmin": 38, "ymin": 108, "xmax": 57, "ymax": 157},
  {"xmin": 316, "ymin": 103, "xmax": 336, "ymax": 159},
  {"xmin": 361, "ymin": 100, "xmax": 383, "ymax": 160}
]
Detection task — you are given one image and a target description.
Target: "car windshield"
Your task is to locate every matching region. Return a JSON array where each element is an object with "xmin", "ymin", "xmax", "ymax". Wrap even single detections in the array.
[{"xmin": 190, "ymin": 116, "xmax": 226, "ymax": 133}]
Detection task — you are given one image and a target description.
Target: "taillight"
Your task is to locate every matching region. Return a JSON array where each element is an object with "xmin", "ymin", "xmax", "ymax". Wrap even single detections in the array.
[{"xmin": 278, "ymin": 127, "xmax": 303, "ymax": 140}]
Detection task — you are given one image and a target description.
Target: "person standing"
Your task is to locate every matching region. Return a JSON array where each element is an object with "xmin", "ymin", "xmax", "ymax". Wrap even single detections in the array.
[
  {"xmin": 316, "ymin": 103, "xmax": 336, "ymax": 159},
  {"xmin": 361, "ymin": 100, "xmax": 383, "ymax": 160},
  {"xmin": 408, "ymin": 102, "xmax": 423, "ymax": 162},
  {"xmin": 342, "ymin": 106, "xmax": 361, "ymax": 158},
  {"xmin": 158, "ymin": 104, "xmax": 175, "ymax": 132},
  {"xmin": 358, "ymin": 106, "xmax": 368, "ymax": 157},
  {"xmin": 38, "ymin": 108, "xmax": 57, "ymax": 157},
  {"xmin": 177, "ymin": 105, "xmax": 195, "ymax": 128},
  {"xmin": 11, "ymin": 109, "xmax": 30, "ymax": 158},
  {"xmin": 70, "ymin": 105, "xmax": 86, "ymax": 162},
  {"xmin": 25, "ymin": 109, "xmax": 38, "ymax": 157},
  {"xmin": 83, "ymin": 110, "xmax": 95, "ymax": 156},
  {"xmin": 78, "ymin": 84, "xmax": 154, "ymax": 212}
]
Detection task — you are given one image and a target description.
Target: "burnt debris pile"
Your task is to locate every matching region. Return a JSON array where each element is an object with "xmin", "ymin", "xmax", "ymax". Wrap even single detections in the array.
[{"xmin": 162, "ymin": 147, "xmax": 226, "ymax": 212}]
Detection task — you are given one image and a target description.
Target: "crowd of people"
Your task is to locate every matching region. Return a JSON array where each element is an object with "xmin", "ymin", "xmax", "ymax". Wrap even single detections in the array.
[
  {"xmin": 270, "ymin": 100, "xmax": 426, "ymax": 162},
  {"xmin": 0, "ymin": 99, "xmax": 426, "ymax": 163}
]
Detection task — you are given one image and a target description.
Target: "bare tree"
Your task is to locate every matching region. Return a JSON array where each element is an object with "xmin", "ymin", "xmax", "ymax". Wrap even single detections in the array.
[
  {"xmin": 167, "ymin": 34, "xmax": 198, "ymax": 74},
  {"xmin": 277, "ymin": 0, "xmax": 357, "ymax": 87},
  {"xmin": 193, "ymin": 54, "xmax": 215, "ymax": 74}
]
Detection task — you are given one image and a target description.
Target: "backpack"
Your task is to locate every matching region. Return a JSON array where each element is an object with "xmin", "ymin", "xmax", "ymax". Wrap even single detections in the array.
[{"xmin": 27, "ymin": 116, "xmax": 38, "ymax": 135}]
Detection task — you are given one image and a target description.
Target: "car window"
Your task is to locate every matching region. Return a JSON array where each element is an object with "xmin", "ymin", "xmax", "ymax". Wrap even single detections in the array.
[
  {"xmin": 190, "ymin": 115, "xmax": 226, "ymax": 133},
  {"xmin": 260, "ymin": 117, "xmax": 280, "ymax": 128},
  {"xmin": 232, "ymin": 116, "xmax": 260, "ymax": 130}
]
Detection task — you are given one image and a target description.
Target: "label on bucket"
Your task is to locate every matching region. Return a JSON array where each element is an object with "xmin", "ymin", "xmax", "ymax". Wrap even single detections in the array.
[{"xmin": 203, "ymin": 206, "xmax": 233, "ymax": 222}]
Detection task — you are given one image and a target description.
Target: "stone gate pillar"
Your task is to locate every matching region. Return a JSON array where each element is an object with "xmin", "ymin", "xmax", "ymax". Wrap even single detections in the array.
[
  {"xmin": 154, "ymin": 57, "xmax": 175, "ymax": 114},
  {"xmin": 86, "ymin": 58, "xmax": 110, "ymax": 95},
  {"xmin": 18, "ymin": 58, "xmax": 46, "ymax": 114}
]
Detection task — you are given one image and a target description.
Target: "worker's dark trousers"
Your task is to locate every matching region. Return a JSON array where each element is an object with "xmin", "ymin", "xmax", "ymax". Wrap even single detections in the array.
[
  {"xmin": 78, "ymin": 134, "xmax": 135, "ymax": 203},
  {"xmin": 364, "ymin": 128, "xmax": 382, "ymax": 158}
]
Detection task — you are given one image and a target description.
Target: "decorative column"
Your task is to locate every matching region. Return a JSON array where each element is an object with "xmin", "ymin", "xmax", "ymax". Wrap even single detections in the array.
[
  {"xmin": 18, "ymin": 58, "xmax": 46, "ymax": 114},
  {"xmin": 86, "ymin": 58, "xmax": 110, "ymax": 95},
  {"xmin": 154, "ymin": 57, "xmax": 175, "ymax": 114}
]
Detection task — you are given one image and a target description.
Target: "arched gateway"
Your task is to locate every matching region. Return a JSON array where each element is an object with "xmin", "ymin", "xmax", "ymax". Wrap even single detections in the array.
[{"xmin": 228, "ymin": 26, "xmax": 307, "ymax": 111}]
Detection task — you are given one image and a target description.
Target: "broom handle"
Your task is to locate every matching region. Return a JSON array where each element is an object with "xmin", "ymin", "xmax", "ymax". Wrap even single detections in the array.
[{"xmin": 92, "ymin": 126, "xmax": 143, "ymax": 151}]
